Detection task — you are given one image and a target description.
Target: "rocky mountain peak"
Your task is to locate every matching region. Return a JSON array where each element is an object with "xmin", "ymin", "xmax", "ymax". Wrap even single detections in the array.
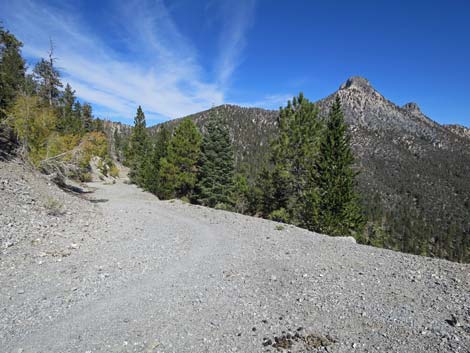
[
  {"xmin": 339, "ymin": 76, "xmax": 375, "ymax": 92},
  {"xmin": 402, "ymin": 102, "xmax": 422, "ymax": 114}
]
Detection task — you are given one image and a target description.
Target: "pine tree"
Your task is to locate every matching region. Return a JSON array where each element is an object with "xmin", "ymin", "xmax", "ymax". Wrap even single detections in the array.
[
  {"xmin": 195, "ymin": 115, "xmax": 235, "ymax": 207},
  {"xmin": 92, "ymin": 118, "xmax": 104, "ymax": 132},
  {"xmin": 0, "ymin": 26, "xmax": 26, "ymax": 118},
  {"xmin": 254, "ymin": 165, "xmax": 275, "ymax": 216},
  {"xmin": 71, "ymin": 100, "xmax": 84, "ymax": 133},
  {"xmin": 314, "ymin": 96, "xmax": 364, "ymax": 236},
  {"xmin": 129, "ymin": 106, "xmax": 148, "ymax": 186},
  {"xmin": 82, "ymin": 103, "xmax": 93, "ymax": 133},
  {"xmin": 232, "ymin": 172, "xmax": 250, "ymax": 214},
  {"xmin": 33, "ymin": 42, "xmax": 62, "ymax": 106},
  {"xmin": 158, "ymin": 118, "xmax": 201, "ymax": 199},
  {"xmin": 143, "ymin": 126, "xmax": 170, "ymax": 194},
  {"xmin": 263, "ymin": 93, "xmax": 322, "ymax": 224},
  {"xmin": 157, "ymin": 157, "xmax": 178, "ymax": 199},
  {"xmin": 58, "ymin": 83, "xmax": 81, "ymax": 133}
]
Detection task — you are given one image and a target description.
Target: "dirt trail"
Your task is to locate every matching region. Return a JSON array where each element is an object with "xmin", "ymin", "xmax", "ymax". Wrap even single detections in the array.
[{"xmin": 1, "ymin": 177, "xmax": 469, "ymax": 353}]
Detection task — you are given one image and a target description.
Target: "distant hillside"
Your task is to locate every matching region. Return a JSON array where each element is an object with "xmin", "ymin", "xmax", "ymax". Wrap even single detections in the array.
[
  {"xmin": 149, "ymin": 105, "xmax": 279, "ymax": 177},
  {"xmin": 113, "ymin": 77, "xmax": 470, "ymax": 262}
]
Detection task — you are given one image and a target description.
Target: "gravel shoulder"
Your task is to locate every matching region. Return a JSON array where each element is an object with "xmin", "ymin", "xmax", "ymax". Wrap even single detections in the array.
[{"xmin": 1, "ymin": 160, "xmax": 469, "ymax": 353}]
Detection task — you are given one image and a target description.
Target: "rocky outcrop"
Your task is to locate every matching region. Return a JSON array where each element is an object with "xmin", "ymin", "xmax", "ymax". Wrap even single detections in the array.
[
  {"xmin": 444, "ymin": 124, "xmax": 470, "ymax": 141},
  {"xmin": 102, "ymin": 120, "xmax": 132, "ymax": 161}
]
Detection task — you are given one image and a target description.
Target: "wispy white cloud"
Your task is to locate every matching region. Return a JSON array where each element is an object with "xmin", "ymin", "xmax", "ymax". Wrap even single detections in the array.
[
  {"xmin": 214, "ymin": 0, "xmax": 257, "ymax": 87},
  {"xmin": 233, "ymin": 93, "xmax": 294, "ymax": 110},
  {"xmin": 0, "ymin": 0, "xmax": 281, "ymax": 123}
]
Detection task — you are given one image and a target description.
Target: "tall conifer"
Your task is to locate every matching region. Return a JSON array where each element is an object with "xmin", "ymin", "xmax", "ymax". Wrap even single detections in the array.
[
  {"xmin": 0, "ymin": 26, "xmax": 26, "ymax": 118},
  {"xmin": 266, "ymin": 93, "xmax": 322, "ymax": 224},
  {"xmin": 314, "ymin": 96, "xmax": 364, "ymax": 235},
  {"xmin": 158, "ymin": 118, "xmax": 201, "ymax": 199},
  {"xmin": 129, "ymin": 106, "xmax": 148, "ymax": 186},
  {"xmin": 143, "ymin": 126, "xmax": 170, "ymax": 194},
  {"xmin": 195, "ymin": 115, "xmax": 235, "ymax": 207}
]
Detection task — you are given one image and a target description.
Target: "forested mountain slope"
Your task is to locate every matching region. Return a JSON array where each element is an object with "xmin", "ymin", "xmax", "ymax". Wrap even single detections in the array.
[
  {"xmin": 112, "ymin": 77, "xmax": 470, "ymax": 262},
  {"xmin": 149, "ymin": 105, "xmax": 279, "ymax": 177},
  {"xmin": 316, "ymin": 77, "xmax": 470, "ymax": 260}
]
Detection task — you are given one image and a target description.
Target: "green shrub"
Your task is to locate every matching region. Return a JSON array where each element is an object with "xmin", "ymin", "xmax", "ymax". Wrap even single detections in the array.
[
  {"xmin": 214, "ymin": 202, "xmax": 231, "ymax": 211},
  {"xmin": 109, "ymin": 164, "xmax": 120, "ymax": 178},
  {"xmin": 44, "ymin": 197, "xmax": 63, "ymax": 216},
  {"xmin": 79, "ymin": 172, "xmax": 92, "ymax": 182},
  {"xmin": 268, "ymin": 208, "xmax": 289, "ymax": 223}
]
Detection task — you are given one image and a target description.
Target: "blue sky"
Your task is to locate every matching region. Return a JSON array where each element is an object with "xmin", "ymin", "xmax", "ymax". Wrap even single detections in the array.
[{"xmin": 1, "ymin": 0, "xmax": 469, "ymax": 126}]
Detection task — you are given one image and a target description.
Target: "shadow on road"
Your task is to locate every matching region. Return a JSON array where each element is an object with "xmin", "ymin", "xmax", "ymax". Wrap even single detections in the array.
[{"xmin": 87, "ymin": 198, "xmax": 109, "ymax": 203}]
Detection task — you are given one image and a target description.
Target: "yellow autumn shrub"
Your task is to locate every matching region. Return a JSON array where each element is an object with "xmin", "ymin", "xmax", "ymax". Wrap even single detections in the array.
[{"xmin": 8, "ymin": 96, "xmax": 57, "ymax": 165}]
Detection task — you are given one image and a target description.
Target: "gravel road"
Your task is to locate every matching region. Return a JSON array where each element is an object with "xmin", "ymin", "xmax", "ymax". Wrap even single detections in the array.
[{"xmin": 1, "ymin": 165, "xmax": 469, "ymax": 353}]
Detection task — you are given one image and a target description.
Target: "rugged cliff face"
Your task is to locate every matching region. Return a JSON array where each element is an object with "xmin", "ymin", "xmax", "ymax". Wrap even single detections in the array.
[{"xmin": 102, "ymin": 120, "xmax": 133, "ymax": 161}]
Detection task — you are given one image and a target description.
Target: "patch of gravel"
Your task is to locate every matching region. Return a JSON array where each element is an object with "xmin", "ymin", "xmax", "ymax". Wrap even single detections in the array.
[
  {"xmin": 1, "ymin": 160, "xmax": 469, "ymax": 353},
  {"xmin": 0, "ymin": 159, "xmax": 102, "ymax": 252}
]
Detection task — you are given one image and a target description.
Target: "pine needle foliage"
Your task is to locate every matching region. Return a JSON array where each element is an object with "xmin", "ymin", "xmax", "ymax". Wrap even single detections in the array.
[
  {"xmin": 195, "ymin": 114, "xmax": 235, "ymax": 208},
  {"xmin": 261, "ymin": 93, "xmax": 322, "ymax": 225},
  {"xmin": 314, "ymin": 95, "xmax": 365, "ymax": 236},
  {"xmin": 158, "ymin": 118, "xmax": 201, "ymax": 199},
  {"xmin": 128, "ymin": 106, "xmax": 149, "ymax": 186},
  {"xmin": 143, "ymin": 126, "xmax": 171, "ymax": 194}
]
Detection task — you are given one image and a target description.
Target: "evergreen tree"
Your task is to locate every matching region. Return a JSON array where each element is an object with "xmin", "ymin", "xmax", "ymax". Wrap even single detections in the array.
[
  {"xmin": 314, "ymin": 96, "xmax": 364, "ymax": 236},
  {"xmin": 157, "ymin": 157, "xmax": 178, "ymax": 199},
  {"xmin": 143, "ymin": 126, "xmax": 170, "ymax": 194},
  {"xmin": 195, "ymin": 115, "xmax": 235, "ymax": 207},
  {"xmin": 128, "ymin": 106, "xmax": 148, "ymax": 186},
  {"xmin": 72, "ymin": 101, "xmax": 83, "ymax": 131},
  {"xmin": 22, "ymin": 73, "xmax": 37, "ymax": 96},
  {"xmin": 33, "ymin": 42, "xmax": 62, "ymax": 106},
  {"xmin": 232, "ymin": 172, "xmax": 250, "ymax": 214},
  {"xmin": 158, "ymin": 118, "xmax": 201, "ymax": 199},
  {"xmin": 58, "ymin": 83, "xmax": 81, "ymax": 133},
  {"xmin": 0, "ymin": 26, "xmax": 26, "ymax": 118},
  {"xmin": 254, "ymin": 165, "xmax": 274, "ymax": 216},
  {"xmin": 92, "ymin": 117, "xmax": 104, "ymax": 132},
  {"xmin": 261, "ymin": 93, "xmax": 322, "ymax": 224},
  {"xmin": 82, "ymin": 103, "xmax": 93, "ymax": 132},
  {"xmin": 254, "ymin": 163, "xmax": 291, "ymax": 219}
]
